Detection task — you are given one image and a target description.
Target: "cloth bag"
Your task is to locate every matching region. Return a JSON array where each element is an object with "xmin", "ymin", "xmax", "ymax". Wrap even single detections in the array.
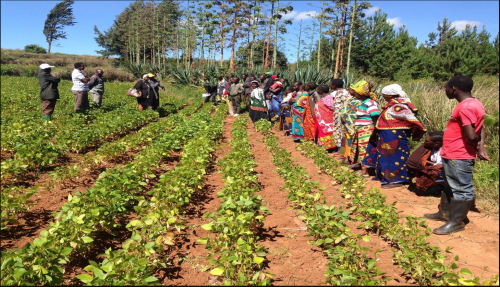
[{"xmin": 127, "ymin": 88, "xmax": 141, "ymax": 98}]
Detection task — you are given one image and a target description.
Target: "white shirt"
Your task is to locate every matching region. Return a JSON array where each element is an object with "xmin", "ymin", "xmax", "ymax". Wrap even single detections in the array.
[
  {"xmin": 71, "ymin": 69, "xmax": 89, "ymax": 91},
  {"xmin": 430, "ymin": 148, "xmax": 442, "ymax": 165}
]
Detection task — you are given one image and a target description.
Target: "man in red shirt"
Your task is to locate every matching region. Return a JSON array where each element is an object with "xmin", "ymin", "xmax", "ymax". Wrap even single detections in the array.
[{"xmin": 425, "ymin": 75, "xmax": 490, "ymax": 235}]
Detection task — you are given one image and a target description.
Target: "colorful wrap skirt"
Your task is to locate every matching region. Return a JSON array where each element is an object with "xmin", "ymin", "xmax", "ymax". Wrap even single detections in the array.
[
  {"xmin": 279, "ymin": 104, "xmax": 293, "ymax": 132},
  {"xmin": 350, "ymin": 124, "xmax": 374, "ymax": 164},
  {"xmin": 362, "ymin": 129, "xmax": 412, "ymax": 184}
]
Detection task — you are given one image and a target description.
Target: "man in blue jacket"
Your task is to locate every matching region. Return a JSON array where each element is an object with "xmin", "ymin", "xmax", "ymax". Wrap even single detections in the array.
[{"xmin": 38, "ymin": 63, "xmax": 60, "ymax": 122}]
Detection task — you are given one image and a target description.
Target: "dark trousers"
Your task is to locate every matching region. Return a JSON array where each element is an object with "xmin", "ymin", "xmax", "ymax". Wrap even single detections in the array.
[
  {"xmin": 41, "ymin": 99, "xmax": 57, "ymax": 115},
  {"xmin": 204, "ymin": 92, "xmax": 217, "ymax": 104},
  {"xmin": 72, "ymin": 90, "xmax": 90, "ymax": 112},
  {"xmin": 229, "ymin": 94, "xmax": 241, "ymax": 114}
]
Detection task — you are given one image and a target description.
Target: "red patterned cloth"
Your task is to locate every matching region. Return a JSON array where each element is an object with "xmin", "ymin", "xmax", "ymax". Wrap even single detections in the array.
[{"xmin": 376, "ymin": 98, "xmax": 426, "ymax": 139}]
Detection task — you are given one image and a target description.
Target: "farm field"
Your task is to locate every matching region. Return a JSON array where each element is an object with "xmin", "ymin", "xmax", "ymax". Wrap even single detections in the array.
[{"xmin": 1, "ymin": 76, "xmax": 499, "ymax": 286}]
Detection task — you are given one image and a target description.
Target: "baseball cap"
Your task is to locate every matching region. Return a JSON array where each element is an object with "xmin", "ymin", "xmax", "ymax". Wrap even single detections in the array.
[
  {"xmin": 148, "ymin": 73, "xmax": 155, "ymax": 77},
  {"xmin": 271, "ymin": 75, "xmax": 277, "ymax": 79},
  {"xmin": 40, "ymin": 63, "xmax": 55, "ymax": 69},
  {"xmin": 265, "ymin": 72, "xmax": 273, "ymax": 75}
]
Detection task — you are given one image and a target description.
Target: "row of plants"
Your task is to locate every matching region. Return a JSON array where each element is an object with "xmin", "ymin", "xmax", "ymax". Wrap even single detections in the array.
[
  {"xmin": 295, "ymin": 140, "xmax": 499, "ymax": 286},
  {"xmin": 1, "ymin": 97, "xmax": 196, "ymax": 235},
  {"xmin": 0, "ymin": 103, "xmax": 215, "ymax": 286},
  {"xmin": 198, "ymin": 116, "xmax": 272, "ymax": 285},
  {"xmin": 0, "ymin": 186, "xmax": 38, "ymax": 231},
  {"xmin": 254, "ymin": 120, "xmax": 385, "ymax": 285},
  {"xmin": 76, "ymin": 103, "xmax": 228, "ymax": 285},
  {"xmin": 47, "ymin": 97, "xmax": 197, "ymax": 187}
]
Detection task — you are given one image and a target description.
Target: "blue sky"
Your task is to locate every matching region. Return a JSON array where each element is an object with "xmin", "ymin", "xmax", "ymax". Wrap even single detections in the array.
[{"xmin": 1, "ymin": 1, "xmax": 499, "ymax": 62}]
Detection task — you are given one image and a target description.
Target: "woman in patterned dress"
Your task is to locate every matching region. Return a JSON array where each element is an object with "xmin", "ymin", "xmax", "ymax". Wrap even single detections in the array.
[
  {"xmin": 291, "ymin": 82, "xmax": 307, "ymax": 142},
  {"xmin": 348, "ymin": 80, "xmax": 380, "ymax": 177},
  {"xmin": 330, "ymin": 78, "xmax": 351, "ymax": 152},
  {"xmin": 314, "ymin": 85, "xmax": 336, "ymax": 151},
  {"xmin": 362, "ymin": 84, "xmax": 426, "ymax": 188},
  {"xmin": 302, "ymin": 82, "xmax": 317, "ymax": 141}
]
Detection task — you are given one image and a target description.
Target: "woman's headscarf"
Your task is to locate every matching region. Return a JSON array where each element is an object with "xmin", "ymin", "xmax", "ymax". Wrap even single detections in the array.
[
  {"xmin": 381, "ymin": 84, "xmax": 411, "ymax": 102},
  {"xmin": 350, "ymin": 80, "xmax": 377, "ymax": 100}
]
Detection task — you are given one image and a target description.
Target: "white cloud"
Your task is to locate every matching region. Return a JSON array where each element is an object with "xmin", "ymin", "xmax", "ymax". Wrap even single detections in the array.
[
  {"xmin": 451, "ymin": 20, "xmax": 483, "ymax": 31},
  {"xmin": 364, "ymin": 6, "xmax": 379, "ymax": 17},
  {"xmin": 289, "ymin": 11, "xmax": 318, "ymax": 21},
  {"xmin": 387, "ymin": 17, "xmax": 404, "ymax": 28},
  {"xmin": 281, "ymin": 10, "xmax": 297, "ymax": 20}
]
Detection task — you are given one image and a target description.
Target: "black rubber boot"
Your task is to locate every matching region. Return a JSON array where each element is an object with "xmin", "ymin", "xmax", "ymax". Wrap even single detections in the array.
[
  {"xmin": 433, "ymin": 198, "xmax": 473, "ymax": 235},
  {"xmin": 424, "ymin": 191, "xmax": 450, "ymax": 222}
]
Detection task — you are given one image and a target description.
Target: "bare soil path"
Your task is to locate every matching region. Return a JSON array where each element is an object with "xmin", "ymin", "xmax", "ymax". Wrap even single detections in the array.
[
  {"xmin": 247, "ymin": 120, "xmax": 329, "ymax": 286},
  {"xmin": 273, "ymin": 126, "xmax": 499, "ymax": 282}
]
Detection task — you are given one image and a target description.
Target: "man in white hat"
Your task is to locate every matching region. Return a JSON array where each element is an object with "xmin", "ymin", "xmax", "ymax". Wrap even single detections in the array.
[{"xmin": 38, "ymin": 63, "xmax": 60, "ymax": 122}]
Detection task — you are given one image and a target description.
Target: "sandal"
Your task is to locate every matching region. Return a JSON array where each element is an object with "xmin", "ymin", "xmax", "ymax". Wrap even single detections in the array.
[{"xmin": 349, "ymin": 164, "xmax": 361, "ymax": 170}]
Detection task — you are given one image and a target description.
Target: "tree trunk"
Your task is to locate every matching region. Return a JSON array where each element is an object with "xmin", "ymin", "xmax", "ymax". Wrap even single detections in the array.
[
  {"xmin": 296, "ymin": 20, "xmax": 301, "ymax": 66},
  {"xmin": 220, "ymin": 20, "xmax": 225, "ymax": 67},
  {"xmin": 230, "ymin": 7, "xmax": 238, "ymax": 72},
  {"xmin": 334, "ymin": 5, "xmax": 345, "ymax": 78},
  {"xmin": 339, "ymin": 10, "xmax": 347, "ymax": 74},
  {"xmin": 272, "ymin": 0, "xmax": 280, "ymax": 68},
  {"xmin": 264, "ymin": 1, "xmax": 274, "ymax": 70},
  {"xmin": 346, "ymin": 1, "xmax": 356, "ymax": 77},
  {"xmin": 48, "ymin": 41, "xmax": 52, "ymax": 54},
  {"xmin": 317, "ymin": 1, "xmax": 324, "ymax": 70}
]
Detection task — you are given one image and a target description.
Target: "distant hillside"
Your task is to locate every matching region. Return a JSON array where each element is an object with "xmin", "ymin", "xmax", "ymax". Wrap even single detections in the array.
[{"xmin": 0, "ymin": 49, "xmax": 135, "ymax": 82}]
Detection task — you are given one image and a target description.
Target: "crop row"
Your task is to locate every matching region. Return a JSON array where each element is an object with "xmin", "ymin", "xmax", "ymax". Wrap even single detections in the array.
[
  {"xmin": 48, "ymin": 97, "xmax": 201, "ymax": 187},
  {"xmin": 0, "ymin": 97, "xmax": 184, "ymax": 181},
  {"xmin": 76, "ymin": 104, "xmax": 228, "ymax": 285},
  {"xmin": 254, "ymin": 120, "xmax": 384, "ymax": 285},
  {"xmin": 0, "ymin": 102, "xmax": 214, "ymax": 286},
  {"xmin": 0, "ymin": 98, "xmax": 201, "ymax": 234},
  {"xmin": 199, "ymin": 116, "xmax": 272, "ymax": 286},
  {"xmin": 295, "ymin": 140, "xmax": 499, "ymax": 286}
]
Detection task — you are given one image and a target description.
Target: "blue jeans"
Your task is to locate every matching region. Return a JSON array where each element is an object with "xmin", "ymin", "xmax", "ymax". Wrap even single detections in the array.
[{"xmin": 442, "ymin": 158, "xmax": 475, "ymax": 201}]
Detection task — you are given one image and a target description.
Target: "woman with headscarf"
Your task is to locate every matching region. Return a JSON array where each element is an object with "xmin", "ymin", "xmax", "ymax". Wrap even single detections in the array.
[
  {"xmin": 314, "ymin": 85, "xmax": 336, "ymax": 151},
  {"xmin": 348, "ymin": 80, "xmax": 380, "ymax": 176},
  {"xmin": 362, "ymin": 84, "xmax": 426, "ymax": 188},
  {"xmin": 291, "ymin": 82, "xmax": 307, "ymax": 142}
]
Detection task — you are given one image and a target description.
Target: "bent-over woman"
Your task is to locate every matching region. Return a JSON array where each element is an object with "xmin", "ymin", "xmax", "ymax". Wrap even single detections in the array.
[
  {"xmin": 291, "ymin": 82, "xmax": 307, "ymax": 142},
  {"xmin": 279, "ymin": 86, "xmax": 296, "ymax": 135}
]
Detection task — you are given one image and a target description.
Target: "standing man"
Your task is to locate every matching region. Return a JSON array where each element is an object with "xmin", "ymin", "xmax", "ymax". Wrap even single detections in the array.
[
  {"xmin": 88, "ymin": 69, "xmax": 105, "ymax": 108},
  {"xmin": 426, "ymin": 75, "xmax": 490, "ymax": 235},
  {"xmin": 263, "ymin": 72, "xmax": 274, "ymax": 97},
  {"xmin": 71, "ymin": 62, "xmax": 90, "ymax": 113},
  {"xmin": 228, "ymin": 77, "xmax": 244, "ymax": 117},
  {"xmin": 38, "ymin": 63, "xmax": 60, "ymax": 122},
  {"xmin": 242, "ymin": 74, "xmax": 252, "ymax": 105}
]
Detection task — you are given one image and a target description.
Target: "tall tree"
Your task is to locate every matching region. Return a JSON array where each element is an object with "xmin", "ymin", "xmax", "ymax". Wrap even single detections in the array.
[{"xmin": 43, "ymin": 0, "xmax": 76, "ymax": 54}]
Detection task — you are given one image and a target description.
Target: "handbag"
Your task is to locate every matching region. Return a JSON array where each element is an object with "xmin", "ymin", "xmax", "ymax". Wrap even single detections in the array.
[{"xmin": 127, "ymin": 88, "xmax": 141, "ymax": 98}]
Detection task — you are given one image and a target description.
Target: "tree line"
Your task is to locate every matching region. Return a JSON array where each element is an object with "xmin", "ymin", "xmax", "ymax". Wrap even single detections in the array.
[{"xmin": 45, "ymin": 0, "xmax": 499, "ymax": 82}]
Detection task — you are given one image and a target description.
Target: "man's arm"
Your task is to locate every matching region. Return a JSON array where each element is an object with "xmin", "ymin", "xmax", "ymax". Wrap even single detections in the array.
[
  {"xmin": 477, "ymin": 126, "xmax": 491, "ymax": 161},
  {"xmin": 46, "ymin": 74, "xmax": 61, "ymax": 83},
  {"xmin": 88, "ymin": 75, "xmax": 96, "ymax": 89},
  {"xmin": 461, "ymin": 124, "xmax": 480, "ymax": 149}
]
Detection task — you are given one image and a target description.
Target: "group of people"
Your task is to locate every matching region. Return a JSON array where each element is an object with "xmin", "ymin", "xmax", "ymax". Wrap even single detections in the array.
[
  {"xmin": 38, "ymin": 62, "xmax": 106, "ymax": 121},
  {"xmin": 38, "ymin": 62, "xmax": 167, "ymax": 121},
  {"xmin": 224, "ymin": 73, "xmax": 488, "ymax": 235},
  {"xmin": 38, "ymin": 63, "xmax": 489, "ymax": 235},
  {"xmin": 203, "ymin": 72, "xmax": 284, "ymax": 119}
]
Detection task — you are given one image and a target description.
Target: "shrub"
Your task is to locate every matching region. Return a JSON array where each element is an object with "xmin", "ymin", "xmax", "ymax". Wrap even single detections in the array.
[{"xmin": 24, "ymin": 44, "xmax": 47, "ymax": 54}]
